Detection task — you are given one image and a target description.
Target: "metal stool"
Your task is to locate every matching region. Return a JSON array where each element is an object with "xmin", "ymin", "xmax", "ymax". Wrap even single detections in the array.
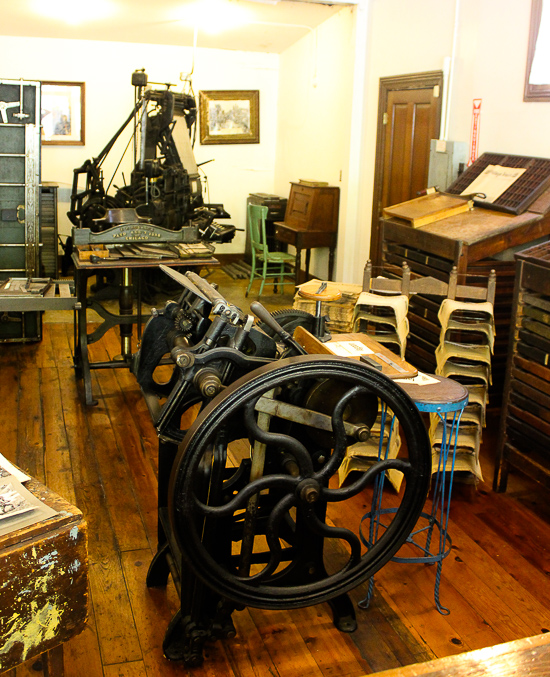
[
  {"xmin": 359, "ymin": 374, "xmax": 468, "ymax": 614},
  {"xmin": 297, "ymin": 281, "xmax": 342, "ymax": 341}
]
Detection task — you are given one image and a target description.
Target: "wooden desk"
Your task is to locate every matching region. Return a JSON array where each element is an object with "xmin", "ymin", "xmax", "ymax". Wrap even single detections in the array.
[
  {"xmin": 73, "ymin": 254, "xmax": 218, "ymax": 406},
  {"xmin": 274, "ymin": 224, "xmax": 338, "ymax": 285},
  {"xmin": 275, "ymin": 182, "xmax": 339, "ymax": 285},
  {"xmin": 0, "ymin": 480, "xmax": 88, "ymax": 674},
  {"xmin": 381, "ymin": 197, "xmax": 550, "ymax": 403}
]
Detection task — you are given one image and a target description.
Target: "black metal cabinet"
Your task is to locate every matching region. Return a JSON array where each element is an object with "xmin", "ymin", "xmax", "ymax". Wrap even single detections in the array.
[
  {"xmin": 0, "ymin": 78, "xmax": 41, "ymax": 278},
  {"xmin": 0, "ymin": 78, "xmax": 42, "ymax": 340}
]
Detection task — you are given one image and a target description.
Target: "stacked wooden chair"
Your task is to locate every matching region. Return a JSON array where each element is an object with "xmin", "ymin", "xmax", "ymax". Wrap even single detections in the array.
[
  {"xmin": 432, "ymin": 268, "xmax": 496, "ymax": 481},
  {"xmin": 349, "ymin": 261, "xmax": 496, "ymax": 484},
  {"xmin": 352, "ymin": 261, "xmax": 412, "ymax": 358}
]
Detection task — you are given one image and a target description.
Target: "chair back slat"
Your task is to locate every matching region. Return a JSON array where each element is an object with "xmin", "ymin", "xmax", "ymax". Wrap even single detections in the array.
[{"xmin": 248, "ymin": 203, "xmax": 269, "ymax": 255}]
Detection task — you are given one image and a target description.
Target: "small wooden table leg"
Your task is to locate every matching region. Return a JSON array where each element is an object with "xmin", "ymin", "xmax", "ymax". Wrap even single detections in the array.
[
  {"xmin": 295, "ymin": 247, "xmax": 302, "ymax": 285},
  {"xmin": 328, "ymin": 246, "xmax": 336, "ymax": 281},
  {"xmin": 42, "ymin": 645, "xmax": 64, "ymax": 677}
]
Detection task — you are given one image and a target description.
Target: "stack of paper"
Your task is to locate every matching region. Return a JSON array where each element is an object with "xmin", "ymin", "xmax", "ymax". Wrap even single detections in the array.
[{"xmin": 0, "ymin": 454, "xmax": 57, "ymax": 536}]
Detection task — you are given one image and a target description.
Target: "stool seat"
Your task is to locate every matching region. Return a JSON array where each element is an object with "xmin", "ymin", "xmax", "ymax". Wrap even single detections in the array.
[
  {"xmin": 298, "ymin": 285, "xmax": 342, "ymax": 303},
  {"xmin": 396, "ymin": 374, "xmax": 468, "ymax": 412},
  {"xmin": 297, "ymin": 282, "xmax": 342, "ymax": 341}
]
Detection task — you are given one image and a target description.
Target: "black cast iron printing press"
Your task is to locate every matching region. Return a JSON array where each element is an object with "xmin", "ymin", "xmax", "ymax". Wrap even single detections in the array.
[{"xmin": 133, "ymin": 267, "xmax": 431, "ymax": 667}]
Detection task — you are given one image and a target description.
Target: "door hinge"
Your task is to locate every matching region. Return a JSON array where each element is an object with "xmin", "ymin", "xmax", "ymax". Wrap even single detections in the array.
[{"xmin": 383, "ymin": 112, "xmax": 388, "ymax": 125}]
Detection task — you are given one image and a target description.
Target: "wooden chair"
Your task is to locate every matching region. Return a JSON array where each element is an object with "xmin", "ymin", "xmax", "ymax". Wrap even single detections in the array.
[
  {"xmin": 362, "ymin": 260, "xmax": 412, "ymax": 295},
  {"xmin": 363, "ymin": 260, "xmax": 496, "ymax": 304},
  {"xmin": 358, "ymin": 261, "xmax": 415, "ymax": 356},
  {"xmin": 246, "ymin": 204, "xmax": 295, "ymax": 297}
]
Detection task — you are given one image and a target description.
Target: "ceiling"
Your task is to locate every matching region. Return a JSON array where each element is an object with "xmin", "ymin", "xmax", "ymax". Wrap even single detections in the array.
[{"xmin": 1, "ymin": 0, "xmax": 354, "ymax": 54}]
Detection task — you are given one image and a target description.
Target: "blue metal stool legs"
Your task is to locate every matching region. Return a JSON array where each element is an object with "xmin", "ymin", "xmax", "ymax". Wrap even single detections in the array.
[{"xmin": 358, "ymin": 376, "xmax": 468, "ymax": 615}]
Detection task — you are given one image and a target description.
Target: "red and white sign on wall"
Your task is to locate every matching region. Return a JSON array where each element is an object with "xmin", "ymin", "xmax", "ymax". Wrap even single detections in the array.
[{"xmin": 468, "ymin": 99, "xmax": 482, "ymax": 166}]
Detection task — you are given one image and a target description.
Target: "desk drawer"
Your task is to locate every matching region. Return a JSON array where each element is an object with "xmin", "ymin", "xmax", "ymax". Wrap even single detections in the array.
[{"xmin": 275, "ymin": 225, "xmax": 296, "ymax": 246}]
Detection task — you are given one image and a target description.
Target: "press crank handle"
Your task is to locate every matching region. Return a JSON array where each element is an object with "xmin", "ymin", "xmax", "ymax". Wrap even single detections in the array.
[{"xmin": 250, "ymin": 301, "xmax": 307, "ymax": 355}]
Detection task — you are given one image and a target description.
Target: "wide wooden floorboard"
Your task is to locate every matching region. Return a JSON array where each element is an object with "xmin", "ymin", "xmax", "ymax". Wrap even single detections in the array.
[{"xmin": 3, "ymin": 294, "xmax": 550, "ymax": 676}]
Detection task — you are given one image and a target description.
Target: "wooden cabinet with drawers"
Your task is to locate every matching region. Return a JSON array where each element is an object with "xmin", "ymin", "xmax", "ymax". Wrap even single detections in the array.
[{"xmin": 494, "ymin": 241, "xmax": 550, "ymax": 491}]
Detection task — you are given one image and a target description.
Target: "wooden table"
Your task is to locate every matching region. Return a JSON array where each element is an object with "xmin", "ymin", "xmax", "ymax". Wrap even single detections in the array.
[
  {"xmin": 274, "ymin": 224, "xmax": 338, "ymax": 285},
  {"xmin": 72, "ymin": 254, "xmax": 218, "ymax": 406},
  {"xmin": 381, "ymin": 202, "xmax": 550, "ymax": 275},
  {"xmin": 369, "ymin": 632, "xmax": 550, "ymax": 676},
  {"xmin": 0, "ymin": 480, "xmax": 88, "ymax": 674},
  {"xmin": 293, "ymin": 327, "xmax": 418, "ymax": 380}
]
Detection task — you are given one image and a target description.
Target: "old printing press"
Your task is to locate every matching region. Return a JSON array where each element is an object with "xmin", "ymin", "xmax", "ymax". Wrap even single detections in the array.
[
  {"xmin": 68, "ymin": 69, "xmax": 235, "ymax": 249},
  {"xmin": 133, "ymin": 266, "xmax": 431, "ymax": 666}
]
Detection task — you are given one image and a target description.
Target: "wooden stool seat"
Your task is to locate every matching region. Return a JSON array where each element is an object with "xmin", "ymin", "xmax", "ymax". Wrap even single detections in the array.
[
  {"xmin": 298, "ymin": 285, "xmax": 342, "ymax": 303},
  {"xmin": 297, "ymin": 283, "xmax": 343, "ymax": 340}
]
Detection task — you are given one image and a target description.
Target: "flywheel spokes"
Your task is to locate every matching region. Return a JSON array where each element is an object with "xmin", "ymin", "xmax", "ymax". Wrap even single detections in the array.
[{"xmin": 169, "ymin": 354, "xmax": 431, "ymax": 610}]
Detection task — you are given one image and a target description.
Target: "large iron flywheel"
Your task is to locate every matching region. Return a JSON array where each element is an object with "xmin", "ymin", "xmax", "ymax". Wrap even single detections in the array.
[{"xmin": 168, "ymin": 354, "xmax": 431, "ymax": 610}]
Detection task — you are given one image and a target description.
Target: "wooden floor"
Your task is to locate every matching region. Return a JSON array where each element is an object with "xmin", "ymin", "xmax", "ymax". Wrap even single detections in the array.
[{"xmin": 2, "ymin": 268, "xmax": 550, "ymax": 676}]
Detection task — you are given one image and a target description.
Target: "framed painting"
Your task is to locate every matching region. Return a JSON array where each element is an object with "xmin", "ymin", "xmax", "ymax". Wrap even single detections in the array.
[
  {"xmin": 199, "ymin": 90, "xmax": 259, "ymax": 145},
  {"xmin": 41, "ymin": 81, "xmax": 85, "ymax": 145}
]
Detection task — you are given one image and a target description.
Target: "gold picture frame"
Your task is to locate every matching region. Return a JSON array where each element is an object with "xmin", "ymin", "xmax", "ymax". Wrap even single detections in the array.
[
  {"xmin": 41, "ymin": 81, "xmax": 85, "ymax": 145},
  {"xmin": 199, "ymin": 90, "xmax": 259, "ymax": 145}
]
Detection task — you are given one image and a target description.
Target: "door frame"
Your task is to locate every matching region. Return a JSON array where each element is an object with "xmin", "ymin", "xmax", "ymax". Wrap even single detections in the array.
[{"xmin": 370, "ymin": 70, "xmax": 444, "ymax": 265}]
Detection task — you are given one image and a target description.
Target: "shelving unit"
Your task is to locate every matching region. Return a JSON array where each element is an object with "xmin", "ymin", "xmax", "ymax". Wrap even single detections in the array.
[
  {"xmin": 39, "ymin": 183, "xmax": 59, "ymax": 278},
  {"xmin": 494, "ymin": 241, "xmax": 550, "ymax": 492}
]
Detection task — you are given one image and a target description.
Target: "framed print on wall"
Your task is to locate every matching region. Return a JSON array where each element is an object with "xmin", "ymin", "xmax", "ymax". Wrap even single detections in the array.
[
  {"xmin": 41, "ymin": 81, "xmax": 85, "ymax": 145},
  {"xmin": 199, "ymin": 90, "xmax": 259, "ymax": 145}
]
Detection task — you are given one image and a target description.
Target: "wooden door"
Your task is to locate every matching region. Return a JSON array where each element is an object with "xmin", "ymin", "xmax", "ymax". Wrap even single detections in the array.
[{"xmin": 370, "ymin": 71, "xmax": 443, "ymax": 265}]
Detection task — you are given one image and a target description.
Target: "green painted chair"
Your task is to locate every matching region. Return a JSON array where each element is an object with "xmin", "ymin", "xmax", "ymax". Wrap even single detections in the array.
[{"xmin": 246, "ymin": 203, "xmax": 295, "ymax": 297}]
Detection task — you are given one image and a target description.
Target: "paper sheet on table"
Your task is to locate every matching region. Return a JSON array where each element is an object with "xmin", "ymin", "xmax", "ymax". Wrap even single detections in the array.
[
  {"xmin": 395, "ymin": 371, "xmax": 439, "ymax": 386},
  {"xmin": 0, "ymin": 453, "xmax": 30, "ymax": 483},
  {"xmin": 461, "ymin": 164, "xmax": 526, "ymax": 203},
  {"xmin": 0, "ymin": 476, "xmax": 58, "ymax": 537},
  {"xmin": 328, "ymin": 340, "xmax": 374, "ymax": 357}
]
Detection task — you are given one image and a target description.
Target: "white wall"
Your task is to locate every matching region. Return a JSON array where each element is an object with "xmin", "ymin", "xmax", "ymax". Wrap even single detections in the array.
[
  {"xmin": 3, "ymin": 0, "xmax": 550, "ymax": 283},
  {"xmin": 448, "ymin": 0, "xmax": 543, "ymax": 157},
  {"xmin": 352, "ymin": 0, "xmax": 550, "ymax": 283},
  {"xmin": 0, "ymin": 35, "xmax": 279, "ymax": 254},
  {"xmin": 275, "ymin": 8, "xmax": 356, "ymax": 280}
]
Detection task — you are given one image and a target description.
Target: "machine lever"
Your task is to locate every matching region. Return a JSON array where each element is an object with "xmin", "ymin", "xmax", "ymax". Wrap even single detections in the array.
[{"xmin": 250, "ymin": 301, "xmax": 307, "ymax": 355}]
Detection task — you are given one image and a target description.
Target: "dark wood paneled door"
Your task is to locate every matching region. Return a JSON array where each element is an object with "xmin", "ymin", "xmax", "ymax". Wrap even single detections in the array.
[{"xmin": 370, "ymin": 71, "xmax": 443, "ymax": 265}]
